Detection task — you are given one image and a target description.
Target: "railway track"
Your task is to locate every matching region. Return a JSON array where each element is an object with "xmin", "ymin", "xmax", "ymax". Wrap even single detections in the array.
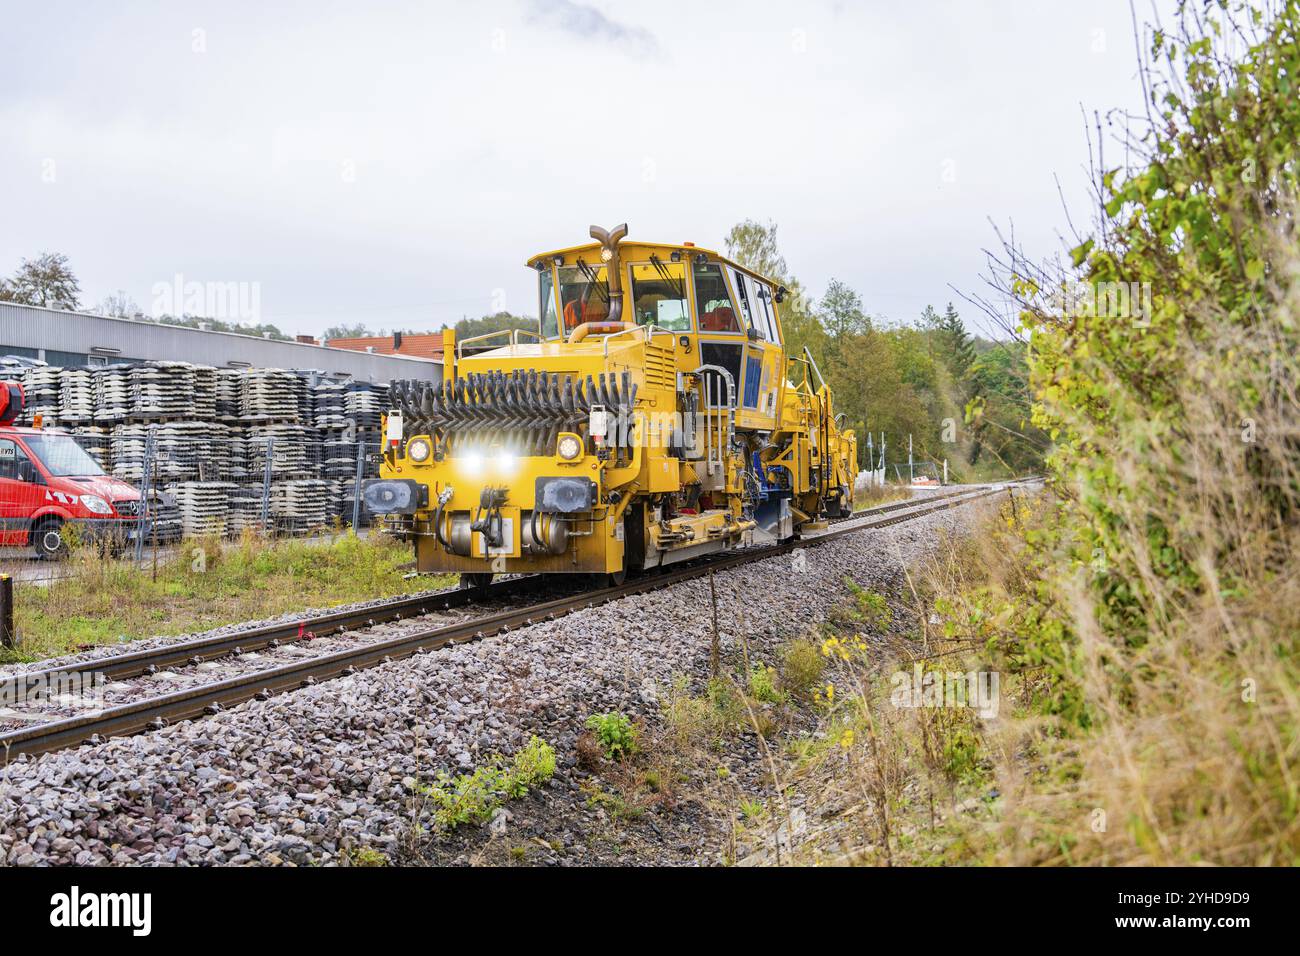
[{"xmin": 0, "ymin": 478, "xmax": 1038, "ymax": 764}]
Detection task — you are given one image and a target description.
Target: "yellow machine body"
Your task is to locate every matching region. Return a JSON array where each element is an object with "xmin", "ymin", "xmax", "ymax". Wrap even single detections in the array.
[{"xmin": 370, "ymin": 226, "xmax": 857, "ymax": 582}]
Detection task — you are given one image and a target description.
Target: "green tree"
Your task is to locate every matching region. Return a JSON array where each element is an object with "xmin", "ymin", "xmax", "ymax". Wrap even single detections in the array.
[
  {"xmin": 817, "ymin": 278, "xmax": 870, "ymax": 364},
  {"xmin": 452, "ymin": 311, "xmax": 535, "ymax": 340},
  {"xmin": 828, "ymin": 327, "xmax": 931, "ymax": 458},
  {"xmin": 723, "ymin": 219, "xmax": 789, "ymax": 281},
  {"xmin": 955, "ymin": 1, "xmax": 1300, "ymax": 865},
  {"xmin": 722, "ymin": 219, "xmax": 1041, "ymax": 478},
  {"xmin": 937, "ymin": 303, "xmax": 976, "ymax": 382},
  {"xmin": 964, "ymin": 343, "xmax": 1047, "ymax": 474},
  {"xmin": 323, "ymin": 323, "xmax": 377, "ymax": 340},
  {"xmin": 930, "ymin": 303, "xmax": 981, "ymax": 463},
  {"xmin": 0, "ymin": 252, "xmax": 81, "ymax": 309}
]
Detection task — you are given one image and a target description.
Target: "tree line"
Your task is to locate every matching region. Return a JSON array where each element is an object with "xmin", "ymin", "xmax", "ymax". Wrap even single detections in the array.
[{"xmin": 723, "ymin": 220, "xmax": 1045, "ymax": 479}]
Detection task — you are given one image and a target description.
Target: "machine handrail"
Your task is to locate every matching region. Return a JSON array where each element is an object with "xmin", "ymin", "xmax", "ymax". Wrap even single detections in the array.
[
  {"xmin": 457, "ymin": 327, "xmax": 542, "ymax": 358},
  {"xmin": 600, "ymin": 322, "xmax": 656, "ymax": 357}
]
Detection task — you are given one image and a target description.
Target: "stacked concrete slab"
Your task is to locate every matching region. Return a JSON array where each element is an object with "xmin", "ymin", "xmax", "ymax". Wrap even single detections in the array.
[{"xmin": 19, "ymin": 362, "xmax": 390, "ymax": 538}]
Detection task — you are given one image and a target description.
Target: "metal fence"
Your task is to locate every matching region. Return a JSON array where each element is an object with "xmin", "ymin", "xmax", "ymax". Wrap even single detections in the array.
[{"xmin": 66, "ymin": 430, "xmax": 383, "ymax": 552}]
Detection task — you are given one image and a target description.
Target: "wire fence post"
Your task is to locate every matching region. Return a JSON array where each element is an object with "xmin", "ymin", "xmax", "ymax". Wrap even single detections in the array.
[
  {"xmin": 260, "ymin": 437, "xmax": 275, "ymax": 536},
  {"xmin": 351, "ymin": 441, "xmax": 365, "ymax": 532},
  {"xmin": 134, "ymin": 426, "xmax": 156, "ymax": 563},
  {"xmin": 708, "ymin": 569, "xmax": 720, "ymax": 679},
  {"xmin": 0, "ymin": 574, "xmax": 15, "ymax": 650}
]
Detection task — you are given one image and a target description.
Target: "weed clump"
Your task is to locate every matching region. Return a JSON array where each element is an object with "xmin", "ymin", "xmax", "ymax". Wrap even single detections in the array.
[
  {"xmin": 418, "ymin": 736, "xmax": 556, "ymax": 832},
  {"xmin": 584, "ymin": 712, "xmax": 637, "ymax": 761}
]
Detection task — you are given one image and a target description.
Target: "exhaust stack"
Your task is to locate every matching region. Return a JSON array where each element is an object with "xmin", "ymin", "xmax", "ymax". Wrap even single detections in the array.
[{"xmin": 589, "ymin": 223, "xmax": 628, "ymax": 324}]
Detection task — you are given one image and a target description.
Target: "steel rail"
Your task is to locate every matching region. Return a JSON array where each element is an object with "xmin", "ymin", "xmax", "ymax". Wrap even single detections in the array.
[
  {"xmin": 0, "ymin": 480, "xmax": 1002, "ymax": 698},
  {"xmin": 0, "ymin": 575, "xmax": 548, "ymax": 700},
  {"xmin": 0, "ymin": 478, "xmax": 1037, "ymax": 763}
]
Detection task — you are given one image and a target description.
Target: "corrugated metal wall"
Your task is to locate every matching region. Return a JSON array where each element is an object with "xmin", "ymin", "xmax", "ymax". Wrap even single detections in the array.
[{"xmin": 0, "ymin": 302, "xmax": 439, "ymax": 382}]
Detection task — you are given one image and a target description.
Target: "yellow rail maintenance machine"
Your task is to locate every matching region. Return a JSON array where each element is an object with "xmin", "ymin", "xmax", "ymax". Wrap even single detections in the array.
[{"xmin": 365, "ymin": 224, "xmax": 858, "ymax": 587}]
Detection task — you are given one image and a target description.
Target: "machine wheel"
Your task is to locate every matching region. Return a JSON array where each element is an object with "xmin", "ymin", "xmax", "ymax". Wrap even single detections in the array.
[
  {"xmin": 604, "ymin": 568, "xmax": 627, "ymax": 587},
  {"xmin": 458, "ymin": 572, "xmax": 493, "ymax": 590},
  {"xmin": 824, "ymin": 484, "xmax": 852, "ymax": 518},
  {"xmin": 32, "ymin": 518, "xmax": 68, "ymax": 561}
]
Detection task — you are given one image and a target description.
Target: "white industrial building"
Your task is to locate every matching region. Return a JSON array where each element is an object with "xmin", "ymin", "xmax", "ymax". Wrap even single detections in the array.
[{"xmin": 0, "ymin": 302, "xmax": 439, "ymax": 381}]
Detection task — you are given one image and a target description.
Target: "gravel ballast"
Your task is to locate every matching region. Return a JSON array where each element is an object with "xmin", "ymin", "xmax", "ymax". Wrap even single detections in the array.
[{"xmin": 0, "ymin": 500, "xmax": 992, "ymax": 866}]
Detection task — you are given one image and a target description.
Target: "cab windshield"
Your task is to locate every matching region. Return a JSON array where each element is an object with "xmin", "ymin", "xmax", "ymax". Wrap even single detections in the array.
[
  {"xmin": 541, "ymin": 265, "xmax": 611, "ymax": 340},
  {"xmin": 24, "ymin": 433, "xmax": 106, "ymax": 477},
  {"xmin": 556, "ymin": 264, "xmax": 609, "ymax": 336},
  {"xmin": 630, "ymin": 258, "xmax": 690, "ymax": 331}
]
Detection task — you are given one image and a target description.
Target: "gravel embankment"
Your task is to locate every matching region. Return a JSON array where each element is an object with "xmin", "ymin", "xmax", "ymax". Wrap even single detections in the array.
[{"xmin": 0, "ymin": 502, "xmax": 987, "ymax": 866}]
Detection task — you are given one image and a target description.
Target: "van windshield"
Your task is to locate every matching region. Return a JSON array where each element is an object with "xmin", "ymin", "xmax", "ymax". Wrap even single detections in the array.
[{"xmin": 24, "ymin": 434, "xmax": 106, "ymax": 477}]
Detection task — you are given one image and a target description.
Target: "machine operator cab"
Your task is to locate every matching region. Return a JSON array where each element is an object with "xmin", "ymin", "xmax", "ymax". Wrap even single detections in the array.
[{"xmin": 528, "ymin": 235, "xmax": 788, "ymax": 433}]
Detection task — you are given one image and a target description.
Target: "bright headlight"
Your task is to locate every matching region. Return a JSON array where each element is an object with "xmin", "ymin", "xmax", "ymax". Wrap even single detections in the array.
[
  {"xmin": 495, "ymin": 451, "xmax": 516, "ymax": 471},
  {"xmin": 81, "ymin": 494, "xmax": 112, "ymax": 516},
  {"xmin": 406, "ymin": 437, "xmax": 432, "ymax": 463},
  {"xmin": 557, "ymin": 434, "xmax": 582, "ymax": 461},
  {"xmin": 463, "ymin": 451, "xmax": 484, "ymax": 475}
]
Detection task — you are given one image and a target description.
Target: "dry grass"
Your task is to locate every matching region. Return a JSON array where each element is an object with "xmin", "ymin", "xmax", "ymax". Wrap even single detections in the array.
[
  {"xmin": 897, "ymin": 301, "xmax": 1299, "ymax": 865},
  {"xmin": 986, "ymin": 311, "xmax": 1300, "ymax": 866},
  {"xmin": 728, "ymin": 379, "xmax": 1299, "ymax": 868},
  {"xmin": 4, "ymin": 531, "xmax": 451, "ymax": 662},
  {"xmin": 851, "ymin": 483, "xmax": 913, "ymax": 512}
]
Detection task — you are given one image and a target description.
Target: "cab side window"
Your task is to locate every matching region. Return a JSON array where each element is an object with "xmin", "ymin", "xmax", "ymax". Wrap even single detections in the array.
[
  {"xmin": 750, "ymin": 278, "xmax": 779, "ymax": 343},
  {"xmin": 0, "ymin": 439, "xmax": 33, "ymax": 482},
  {"xmin": 539, "ymin": 268, "xmax": 561, "ymax": 340},
  {"xmin": 693, "ymin": 264, "xmax": 742, "ymax": 333},
  {"xmin": 728, "ymin": 267, "xmax": 755, "ymax": 334}
]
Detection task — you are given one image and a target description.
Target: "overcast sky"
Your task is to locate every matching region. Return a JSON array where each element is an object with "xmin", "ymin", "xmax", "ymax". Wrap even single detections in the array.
[{"xmin": 1, "ymin": 0, "xmax": 1163, "ymax": 338}]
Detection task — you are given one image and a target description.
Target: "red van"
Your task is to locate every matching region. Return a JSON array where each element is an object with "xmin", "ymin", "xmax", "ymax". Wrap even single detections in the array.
[{"xmin": 0, "ymin": 383, "xmax": 143, "ymax": 559}]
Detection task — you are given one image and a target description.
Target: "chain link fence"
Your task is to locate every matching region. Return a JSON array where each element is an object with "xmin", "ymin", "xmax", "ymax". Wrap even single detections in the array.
[
  {"xmin": 0, "ymin": 361, "xmax": 396, "ymax": 579},
  {"xmin": 56, "ymin": 428, "xmax": 379, "ymax": 551}
]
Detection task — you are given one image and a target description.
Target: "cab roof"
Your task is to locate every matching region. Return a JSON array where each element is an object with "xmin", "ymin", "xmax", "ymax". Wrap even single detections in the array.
[{"xmin": 525, "ymin": 240, "xmax": 784, "ymax": 289}]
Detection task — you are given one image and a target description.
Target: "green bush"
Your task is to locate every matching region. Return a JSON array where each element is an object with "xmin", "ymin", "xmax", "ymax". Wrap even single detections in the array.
[
  {"xmin": 506, "ymin": 735, "xmax": 557, "ymax": 797},
  {"xmin": 585, "ymin": 712, "xmax": 637, "ymax": 761}
]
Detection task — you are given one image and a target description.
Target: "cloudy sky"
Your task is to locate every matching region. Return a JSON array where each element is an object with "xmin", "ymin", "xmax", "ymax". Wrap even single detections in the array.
[{"xmin": 0, "ymin": 0, "xmax": 1161, "ymax": 337}]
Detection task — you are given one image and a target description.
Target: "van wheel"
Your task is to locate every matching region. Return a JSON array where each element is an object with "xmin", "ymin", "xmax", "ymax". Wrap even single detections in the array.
[{"xmin": 32, "ymin": 519, "xmax": 68, "ymax": 561}]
